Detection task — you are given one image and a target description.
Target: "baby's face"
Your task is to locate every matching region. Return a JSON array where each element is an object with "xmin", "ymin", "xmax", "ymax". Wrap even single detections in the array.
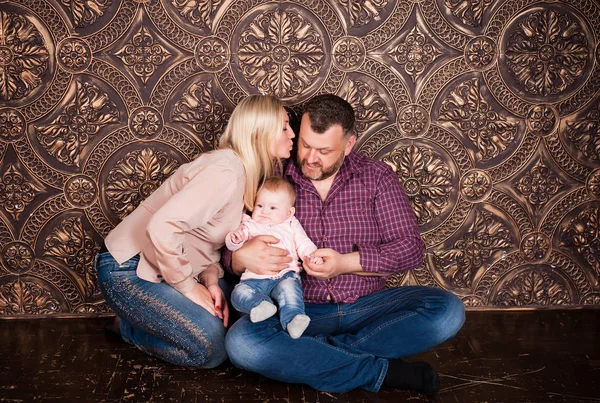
[{"xmin": 251, "ymin": 189, "xmax": 294, "ymax": 225}]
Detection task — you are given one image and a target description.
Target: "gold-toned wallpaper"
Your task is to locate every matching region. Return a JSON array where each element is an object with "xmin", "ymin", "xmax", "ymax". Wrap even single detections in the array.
[{"xmin": 0, "ymin": 0, "xmax": 599, "ymax": 316}]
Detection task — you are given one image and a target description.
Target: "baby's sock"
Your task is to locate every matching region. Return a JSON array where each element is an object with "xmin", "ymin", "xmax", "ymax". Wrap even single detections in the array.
[
  {"xmin": 250, "ymin": 301, "xmax": 277, "ymax": 322},
  {"xmin": 383, "ymin": 359, "xmax": 440, "ymax": 396},
  {"xmin": 286, "ymin": 314, "xmax": 310, "ymax": 339}
]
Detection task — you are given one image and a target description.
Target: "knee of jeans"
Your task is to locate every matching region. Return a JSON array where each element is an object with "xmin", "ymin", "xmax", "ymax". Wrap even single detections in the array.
[
  {"xmin": 188, "ymin": 325, "xmax": 228, "ymax": 368},
  {"xmin": 433, "ymin": 291, "xmax": 465, "ymax": 343},
  {"xmin": 225, "ymin": 316, "xmax": 267, "ymax": 370}
]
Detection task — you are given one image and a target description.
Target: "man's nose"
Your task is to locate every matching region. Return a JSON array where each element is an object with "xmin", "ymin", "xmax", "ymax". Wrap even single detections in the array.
[{"xmin": 306, "ymin": 149, "xmax": 318, "ymax": 163}]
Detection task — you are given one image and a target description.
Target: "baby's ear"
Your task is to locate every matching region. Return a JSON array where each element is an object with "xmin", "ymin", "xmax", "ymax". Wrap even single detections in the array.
[{"xmin": 288, "ymin": 206, "xmax": 295, "ymax": 218}]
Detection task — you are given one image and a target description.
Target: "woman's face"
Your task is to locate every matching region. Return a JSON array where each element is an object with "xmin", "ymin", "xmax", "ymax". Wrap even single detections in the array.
[{"xmin": 270, "ymin": 108, "xmax": 296, "ymax": 159}]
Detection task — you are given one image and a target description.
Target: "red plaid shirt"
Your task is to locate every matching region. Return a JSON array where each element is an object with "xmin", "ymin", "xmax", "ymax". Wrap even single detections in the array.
[
  {"xmin": 286, "ymin": 152, "xmax": 424, "ymax": 303},
  {"xmin": 222, "ymin": 152, "xmax": 424, "ymax": 304}
]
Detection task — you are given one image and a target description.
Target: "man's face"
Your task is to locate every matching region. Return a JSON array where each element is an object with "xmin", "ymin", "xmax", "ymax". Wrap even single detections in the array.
[{"xmin": 296, "ymin": 114, "xmax": 356, "ymax": 181}]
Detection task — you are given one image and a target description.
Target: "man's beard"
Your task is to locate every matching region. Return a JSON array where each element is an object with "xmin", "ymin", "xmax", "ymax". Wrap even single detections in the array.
[{"xmin": 298, "ymin": 151, "xmax": 345, "ymax": 181}]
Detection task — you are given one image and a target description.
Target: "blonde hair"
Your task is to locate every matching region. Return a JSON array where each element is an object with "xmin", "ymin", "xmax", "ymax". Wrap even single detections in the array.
[
  {"xmin": 219, "ymin": 95, "xmax": 284, "ymax": 210},
  {"xmin": 258, "ymin": 176, "xmax": 296, "ymax": 205}
]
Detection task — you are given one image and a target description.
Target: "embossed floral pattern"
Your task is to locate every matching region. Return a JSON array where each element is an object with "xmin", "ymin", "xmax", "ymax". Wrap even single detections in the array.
[
  {"xmin": 44, "ymin": 217, "xmax": 99, "ymax": 297},
  {"xmin": 332, "ymin": 37, "xmax": 365, "ymax": 71},
  {"xmin": 0, "ymin": 10, "xmax": 49, "ymax": 101},
  {"xmin": 238, "ymin": 9, "xmax": 325, "ymax": 98},
  {"xmin": 561, "ymin": 208, "xmax": 600, "ymax": 275},
  {"xmin": 35, "ymin": 82, "xmax": 120, "ymax": 166},
  {"xmin": 2, "ymin": 242, "xmax": 34, "ymax": 273},
  {"xmin": 397, "ymin": 105, "xmax": 429, "ymax": 137},
  {"xmin": 520, "ymin": 232, "xmax": 550, "ymax": 262},
  {"xmin": 342, "ymin": 79, "xmax": 388, "ymax": 134},
  {"xmin": 496, "ymin": 269, "xmax": 570, "ymax": 306},
  {"xmin": 115, "ymin": 26, "xmax": 172, "ymax": 84},
  {"xmin": 172, "ymin": 0, "xmax": 222, "ymax": 28},
  {"xmin": 465, "ymin": 36, "xmax": 496, "ymax": 70},
  {"xmin": 390, "ymin": 26, "xmax": 441, "ymax": 82},
  {"xmin": 0, "ymin": 279, "xmax": 61, "ymax": 315},
  {"xmin": 445, "ymin": 0, "xmax": 492, "ymax": 27},
  {"xmin": 0, "ymin": 109, "xmax": 25, "ymax": 141},
  {"xmin": 65, "ymin": 176, "xmax": 98, "ymax": 208},
  {"xmin": 460, "ymin": 170, "xmax": 492, "ymax": 202},
  {"xmin": 338, "ymin": 0, "xmax": 388, "ymax": 27},
  {"xmin": 172, "ymin": 80, "xmax": 230, "ymax": 149},
  {"xmin": 195, "ymin": 37, "xmax": 228, "ymax": 71},
  {"xmin": 61, "ymin": 0, "xmax": 111, "ymax": 28},
  {"xmin": 106, "ymin": 148, "xmax": 180, "ymax": 219},
  {"xmin": 0, "ymin": 164, "xmax": 41, "ymax": 220},
  {"xmin": 439, "ymin": 78, "xmax": 518, "ymax": 161},
  {"xmin": 434, "ymin": 210, "xmax": 513, "ymax": 288},
  {"xmin": 565, "ymin": 106, "xmax": 600, "ymax": 160},
  {"xmin": 515, "ymin": 160, "xmax": 563, "ymax": 207},
  {"xmin": 505, "ymin": 10, "xmax": 588, "ymax": 97},
  {"xmin": 57, "ymin": 38, "xmax": 92, "ymax": 72},
  {"xmin": 383, "ymin": 144, "xmax": 453, "ymax": 226}
]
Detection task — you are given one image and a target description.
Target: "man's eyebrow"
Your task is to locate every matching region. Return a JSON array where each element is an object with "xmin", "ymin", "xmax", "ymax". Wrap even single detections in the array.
[{"xmin": 300, "ymin": 139, "xmax": 331, "ymax": 151}]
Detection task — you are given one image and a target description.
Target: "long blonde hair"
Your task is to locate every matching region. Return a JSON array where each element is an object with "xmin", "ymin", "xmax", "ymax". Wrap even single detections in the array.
[{"xmin": 219, "ymin": 95, "xmax": 284, "ymax": 210}]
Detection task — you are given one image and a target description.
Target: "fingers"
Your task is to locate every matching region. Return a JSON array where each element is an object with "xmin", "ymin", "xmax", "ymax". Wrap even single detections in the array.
[{"xmin": 222, "ymin": 304, "xmax": 230, "ymax": 328}]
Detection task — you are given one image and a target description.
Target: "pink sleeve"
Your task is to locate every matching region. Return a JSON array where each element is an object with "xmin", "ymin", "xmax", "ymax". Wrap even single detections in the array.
[{"xmin": 290, "ymin": 217, "xmax": 318, "ymax": 259}]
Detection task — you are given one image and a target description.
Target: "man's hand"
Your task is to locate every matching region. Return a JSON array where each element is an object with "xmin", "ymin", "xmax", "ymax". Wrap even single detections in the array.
[
  {"xmin": 231, "ymin": 235, "xmax": 292, "ymax": 276},
  {"xmin": 303, "ymin": 249, "xmax": 364, "ymax": 280}
]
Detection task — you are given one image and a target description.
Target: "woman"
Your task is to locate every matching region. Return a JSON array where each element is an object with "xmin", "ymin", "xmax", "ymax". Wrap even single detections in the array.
[{"xmin": 95, "ymin": 95, "xmax": 295, "ymax": 368}]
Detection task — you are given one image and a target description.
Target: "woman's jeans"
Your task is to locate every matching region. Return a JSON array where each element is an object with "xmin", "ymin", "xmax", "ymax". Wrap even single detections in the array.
[
  {"xmin": 95, "ymin": 252, "xmax": 230, "ymax": 368},
  {"xmin": 225, "ymin": 286, "xmax": 465, "ymax": 393},
  {"xmin": 231, "ymin": 271, "xmax": 305, "ymax": 329}
]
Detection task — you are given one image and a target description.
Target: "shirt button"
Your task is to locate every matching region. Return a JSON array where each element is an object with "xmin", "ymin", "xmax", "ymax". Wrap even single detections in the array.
[{"xmin": 327, "ymin": 285, "xmax": 332, "ymax": 290}]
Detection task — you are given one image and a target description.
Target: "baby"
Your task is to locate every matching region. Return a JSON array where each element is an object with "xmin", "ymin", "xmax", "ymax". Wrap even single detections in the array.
[{"xmin": 226, "ymin": 176, "xmax": 321, "ymax": 339}]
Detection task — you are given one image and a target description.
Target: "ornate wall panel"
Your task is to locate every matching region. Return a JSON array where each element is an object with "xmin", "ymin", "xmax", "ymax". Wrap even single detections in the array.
[{"xmin": 0, "ymin": 0, "xmax": 598, "ymax": 316}]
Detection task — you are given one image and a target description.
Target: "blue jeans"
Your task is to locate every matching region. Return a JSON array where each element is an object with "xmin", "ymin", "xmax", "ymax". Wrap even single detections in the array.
[
  {"xmin": 95, "ymin": 252, "xmax": 231, "ymax": 368},
  {"xmin": 225, "ymin": 286, "xmax": 465, "ymax": 392},
  {"xmin": 231, "ymin": 271, "xmax": 305, "ymax": 329}
]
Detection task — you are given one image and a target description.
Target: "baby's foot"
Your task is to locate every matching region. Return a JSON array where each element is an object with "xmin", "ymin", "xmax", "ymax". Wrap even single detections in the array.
[
  {"xmin": 286, "ymin": 314, "xmax": 311, "ymax": 339},
  {"xmin": 250, "ymin": 301, "xmax": 277, "ymax": 322}
]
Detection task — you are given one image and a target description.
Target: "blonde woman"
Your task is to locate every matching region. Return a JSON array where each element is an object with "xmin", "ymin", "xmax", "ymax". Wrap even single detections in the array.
[{"xmin": 95, "ymin": 95, "xmax": 295, "ymax": 368}]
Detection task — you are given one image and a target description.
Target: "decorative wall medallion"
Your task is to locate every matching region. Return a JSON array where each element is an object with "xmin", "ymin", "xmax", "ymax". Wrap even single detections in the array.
[
  {"xmin": 515, "ymin": 160, "xmax": 564, "ymax": 208},
  {"xmin": 439, "ymin": 78, "xmax": 518, "ymax": 161},
  {"xmin": 64, "ymin": 175, "xmax": 98, "ymax": 208},
  {"xmin": 332, "ymin": 36, "xmax": 365, "ymax": 71},
  {"xmin": 495, "ymin": 267, "xmax": 571, "ymax": 306},
  {"xmin": 237, "ymin": 9, "xmax": 325, "ymax": 98},
  {"xmin": 503, "ymin": 7, "xmax": 590, "ymax": 99},
  {"xmin": 526, "ymin": 104, "xmax": 558, "ymax": 137},
  {"xmin": 0, "ymin": 10, "xmax": 49, "ymax": 101},
  {"xmin": 389, "ymin": 26, "xmax": 441, "ymax": 82},
  {"xmin": 172, "ymin": 0, "xmax": 222, "ymax": 28},
  {"xmin": 339, "ymin": 0, "xmax": 388, "ymax": 27},
  {"xmin": 0, "ymin": 108, "xmax": 26, "ymax": 142},
  {"xmin": 106, "ymin": 148, "xmax": 180, "ymax": 219},
  {"xmin": 433, "ymin": 210, "xmax": 513, "ymax": 288},
  {"xmin": 397, "ymin": 104, "xmax": 429, "ymax": 137},
  {"xmin": 341, "ymin": 79, "xmax": 388, "ymax": 134},
  {"xmin": 383, "ymin": 144, "xmax": 453, "ymax": 226},
  {"xmin": 57, "ymin": 37, "xmax": 92, "ymax": 73},
  {"xmin": 587, "ymin": 169, "xmax": 600, "ymax": 200},
  {"xmin": 172, "ymin": 80, "xmax": 230, "ymax": 149},
  {"xmin": 62, "ymin": 0, "xmax": 111, "ymax": 28},
  {"xmin": 465, "ymin": 36, "xmax": 497, "ymax": 71},
  {"xmin": 445, "ymin": 0, "xmax": 492, "ymax": 27},
  {"xmin": 0, "ymin": 164, "xmax": 42, "ymax": 220},
  {"xmin": 0, "ymin": 278, "xmax": 62, "ymax": 315},
  {"xmin": 115, "ymin": 26, "xmax": 172, "ymax": 84},
  {"xmin": 194, "ymin": 37, "xmax": 229, "ymax": 72},
  {"xmin": 520, "ymin": 232, "xmax": 550, "ymax": 263},
  {"xmin": 565, "ymin": 105, "xmax": 600, "ymax": 161},
  {"xmin": 43, "ymin": 217, "xmax": 99, "ymax": 297},
  {"xmin": 560, "ymin": 207, "xmax": 600, "ymax": 276},
  {"xmin": 129, "ymin": 106, "xmax": 164, "ymax": 139},
  {"xmin": 35, "ymin": 82, "xmax": 120, "ymax": 167},
  {"xmin": 1, "ymin": 242, "xmax": 35, "ymax": 274},
  {"xmin": 460, "ymin": 169, "xmax": 492, "ymax": 203}
]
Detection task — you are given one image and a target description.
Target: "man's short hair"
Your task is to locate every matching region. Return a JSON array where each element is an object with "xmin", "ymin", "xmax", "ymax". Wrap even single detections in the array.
[
  {"xmin": 302, "ymin": 94, "xmax": 355, "ymax": 137},
  {"xmin": 259, "ymin": 176, "xmax": 296, "ymax": 205}
]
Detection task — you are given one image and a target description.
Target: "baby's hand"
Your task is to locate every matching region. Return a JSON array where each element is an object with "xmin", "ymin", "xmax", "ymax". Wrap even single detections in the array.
[
  {"xmin": 306, "ymin": 254, "xmax": 324, "ymax": 265},
  {"xmin": 229, "ymin": 226, "xmax": 246, "ymax": 244}
]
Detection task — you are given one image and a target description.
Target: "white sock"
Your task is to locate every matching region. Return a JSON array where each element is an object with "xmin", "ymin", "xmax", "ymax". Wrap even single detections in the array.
[
  {"xmin": 250, "ymin": 301, "xmax": 277, "ymax": 322},
  {"xmin": 286, "ymin": 314, "xmax": 311, "ymax": 339}
]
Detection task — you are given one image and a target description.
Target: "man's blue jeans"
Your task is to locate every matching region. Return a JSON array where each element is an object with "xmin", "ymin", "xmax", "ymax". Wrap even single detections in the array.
[
  {"xmin": 95, "ymin": 252, "xmax": 230, "ymax": 368},
  {"xmin": 231, "ymin": 271, "xmax": 305, "ymax": 329},
  {"xmin": 225, "ymin": 286, "xmax": 465, "ymax": 393}
]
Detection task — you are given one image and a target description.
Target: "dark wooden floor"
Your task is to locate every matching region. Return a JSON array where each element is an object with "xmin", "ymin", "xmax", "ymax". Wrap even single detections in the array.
[{"xmin": 1, "ymin": 310, "xmax": 599, "ymax": 403}]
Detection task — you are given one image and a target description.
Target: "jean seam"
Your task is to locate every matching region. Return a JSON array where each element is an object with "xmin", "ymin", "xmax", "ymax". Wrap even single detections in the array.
[{"xmin": 374, "ymin": 359, "xmax": 388, "ymax": 392}]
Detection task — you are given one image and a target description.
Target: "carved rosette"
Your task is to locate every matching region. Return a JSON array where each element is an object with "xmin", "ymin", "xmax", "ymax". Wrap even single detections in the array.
[
  {"xmin": 464, "ymin": 36, "xmax": 497, "ymax": 71},
  {"xmin": 526, "ymin": 105, "xmax": 558, "ymax": 137},
  {"xmin": 460, "ymin": 170, "xmax": 492, "ymax": 203},
  {"xmin": 57, "ymin": 37, "xmax": 92, "ymax": 73},
  {"xmin": 0, "ymin": 164, "xmax": 42, "ymax": 220},
  {"xmin": 396, "ymin": 105, "xmax": 429, "ymax": 138},
  {"xmin": 332, "ymin": 37, "xmax": 365, "ymax": 72},
  {"xmin": 520, "ymin": 232, "xmax": 551, "ymax": 263},
  {"xmin": 0, "ymin": 108, "xmax": 26, "ymax": 142},
  {"xmin": 194, "ymin": 37, "xmax": 229, "ymax": 72},
  {"xmin": 514, "ymin": 160, "xmax": 564, "ymax": 209},
  {"xmin": 0, "ymin": 278, "xmax": 62, "ymax": 315},
  {"xmin": 115, "ymin": 26, "xmax": 172, "ymax": 84},
  {"xmin": 105, "ymin": 148, "xmax": 180, "ymax": 220},
  {"xmin": 2, "ymin": 242, "xmax": 35, "ymax": 274},
  {"xmin": 560, "ymin": 207, "xmax": 600, "ymax": 276},
  {"xmin": 64, "ymin": 175, "xmax": 98, "ymax": 208},
  {"xmin": 494, "ymin": 267, "xmax": 572, "ymax": 306},
  {"xmin": 389, "ymin": 26, "xmax": 441, "ymax": 82},
  {"xmin": 129, "ymin": 106, "xmax": 164, "ymax": 139},
  {"xmin": 0, "ymin": 10, "xmax": 49, "ymax": 101}
]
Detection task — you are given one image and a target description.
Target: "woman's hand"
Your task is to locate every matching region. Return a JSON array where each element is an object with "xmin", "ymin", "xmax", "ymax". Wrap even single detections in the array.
[
  {"xmin": 207, "ymin": 284, "xmax": 229, "ymax": 327},
  {"xmin": 182, "ymin": 283, "xmax": 218, "ymax": 316}
]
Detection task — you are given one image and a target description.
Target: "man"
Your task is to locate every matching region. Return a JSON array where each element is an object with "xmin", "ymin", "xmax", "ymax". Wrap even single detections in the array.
[{"xmin": 223, "ymin": 94, "xmax": 465, "ymax": 395}]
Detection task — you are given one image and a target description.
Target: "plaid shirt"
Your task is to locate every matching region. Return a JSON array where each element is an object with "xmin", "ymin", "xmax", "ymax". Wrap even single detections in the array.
[{"xmin": 285, "ymin": 152, "xmax": 424, "ymax": 304}]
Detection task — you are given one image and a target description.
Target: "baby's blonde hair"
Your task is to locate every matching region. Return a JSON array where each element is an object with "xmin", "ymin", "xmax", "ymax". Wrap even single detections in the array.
[
  {"xmin": 219, "ymin": 95, "xmax": 284, "ymax": 210},
  {"xmin": 258, "ymin": 176, "xmax": 296, "ymax": 205}
]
